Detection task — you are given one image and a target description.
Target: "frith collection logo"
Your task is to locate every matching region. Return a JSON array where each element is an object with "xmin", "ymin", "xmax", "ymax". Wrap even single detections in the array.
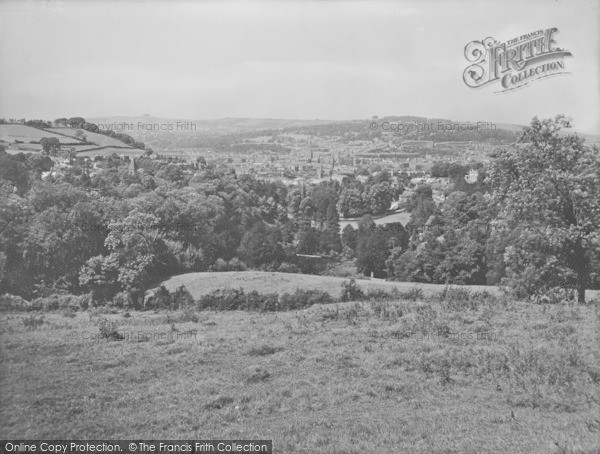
[{"xmin": 463, "ymin": 27, "xmax": 572, "ymax": 92}]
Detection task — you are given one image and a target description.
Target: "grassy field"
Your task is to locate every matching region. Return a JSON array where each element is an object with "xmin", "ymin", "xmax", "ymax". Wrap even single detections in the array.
[
  {"xmin": 0, "ymin": 124, "xmax": 80, "ymax": 144},
  {"xmin": 46, "ymin": 128, "xmax": 133, "ymax": 148},
  {"xmin": 1, "ymin": 291, "xmax": 599, "ymax": 452},
  {"xmin": 158, "ymin": 271, "xmax": 600, "ymax": 302},
  {"xmin": 339, "ymin": 210, "xmax": 411, "ymax": 231}
]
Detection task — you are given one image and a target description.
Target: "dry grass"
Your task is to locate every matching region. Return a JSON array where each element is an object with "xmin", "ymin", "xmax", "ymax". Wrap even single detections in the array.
[{"xmin": 1, "ymin": 295, "xmax": 599, "ymax": 453}]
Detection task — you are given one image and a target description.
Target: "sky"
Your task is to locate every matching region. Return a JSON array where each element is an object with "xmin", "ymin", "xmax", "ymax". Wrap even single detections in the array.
[{"xmin": 0, "ymin": 0, "xmax": 599, "ymax": 134}]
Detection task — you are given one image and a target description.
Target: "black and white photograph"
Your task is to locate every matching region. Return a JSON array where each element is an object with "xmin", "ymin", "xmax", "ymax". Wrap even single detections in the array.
[{"xmin": 0, "ymin": 0, "xmax": 599, "ymax": 452}]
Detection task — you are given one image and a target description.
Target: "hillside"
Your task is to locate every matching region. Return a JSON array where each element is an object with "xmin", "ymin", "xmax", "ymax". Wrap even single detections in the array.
[
  {"xmin": 157, "ymin": 271, "xmax": 600, "ymax": 301},
  {"xmin": 0, "ymin": 124, "xmax": 78, "ymax": 144},
  {"xmin": 2, "ymin": 296, "xmax": 599, "ymax": 451},
  {"xmin": 46, "ymin": 127, "xmax": 133, "ymax": 148},
  {"xmin": 157, "ymin": 271, "xmax": 503, "ymax": 299},
  {"xmin": 88, "ymin": 116, "xmax": 336, "ymax": 133},
  {"xmin": 0, "ymin": 123, "xmax": 141, "ymax": 154}
]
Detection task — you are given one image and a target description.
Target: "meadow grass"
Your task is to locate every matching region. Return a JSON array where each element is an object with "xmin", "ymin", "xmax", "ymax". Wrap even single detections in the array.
[
  {"xmin": 158, "ymin": 271, "xmax": 512, "ymax": 300},
  {"xmin": 1, "ymin": 294, "xmax": 599, "ymax": 453}
]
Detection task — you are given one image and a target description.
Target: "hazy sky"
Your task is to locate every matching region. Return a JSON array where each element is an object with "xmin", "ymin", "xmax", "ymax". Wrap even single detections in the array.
[{"xmin": 1, "ymin": 0, "xmax": 599, "ymax": 133}]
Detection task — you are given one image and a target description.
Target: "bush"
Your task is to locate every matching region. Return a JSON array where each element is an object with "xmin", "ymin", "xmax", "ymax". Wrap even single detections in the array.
[
  {"xmin": 210, "ymin": 257, "xmax": 248, "ymax": 272},
  {"xmin": 0, "ymin": 294, "xmax": 31, "ymax": 311},
  {"xmin": 532, "ymin": 287, "xmax": 575, "ymax": 305},
  {"xmin": 95, "ymin": 317, "xmax": 124, "ymax": 341},
  {"xmin": 29, "ymin": 293, "xmax": 87, "ymax": 312},
  {"xmin": 146, "ymin": 285, "xmax": 171, "ymax": 309},
  {"xmin": 197, "ymin": 288, "xmax": 246, "ymax": 311},
  {"xmin": 242, "ymin": 290, "xmax": 279, "ymax": 312},
  {"xmin": 210, "ymin": 258, "xmax": 229, "ymax": 272},
  {"xmin": 227, "ymin": 257, "xmax": 247, "ymax": 271},
  {"xmin": 197, "ymin": 287, "xmax": 334, "ymax": 312},
  {"xmin": 33, "ymin": 295, "xmax": 59, "ymax": 311},
  {"xmin": 171, "ymin": 285, "xmax": 194, "ymax": 309},
  {"xmin": 398, "ymin": 287, "xmax": 424, "ymax": 302},
  {"xmin": 365, "ymin": 288, "xmax": 397, "ymax": 301},
  {"xmin": 22, "ymin": 314, "xmax": 44, "ymax": 329},
  {"xmin": 279, "ymin": 289, "xmax": 334, "ymax": 310},
  {"xmin": 76, "ymin": 293, "xmax": 92, "ymax": 310},
  {"xmin": 277, "ymin": 262, "xmax": 302, "ymax": 274},
  {"xmin": 340, "ymin": 278, "xmax": 365, "ymax": 302},
  {"xmin": 111, "ymin": 291, "xmax": 134, "ymax": 309},
  {"xmin": 431, "ymin": 286, "xmax": 496, "ymax": 310},
  {"xmin": 146, "ymin": 285, "xmax": 194, "ymax": 310}
]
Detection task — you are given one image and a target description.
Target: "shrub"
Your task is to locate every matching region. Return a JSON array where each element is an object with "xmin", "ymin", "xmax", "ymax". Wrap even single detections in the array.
[
  {"xmin": 197, "ymin": 288, "xmax": 246, "ymax": 311},
  {"xmin": 76, "ymin": 293, "xmax": 92, "ymax": 310},
  {"xmin": 242, "ymin": 290, "xmax": 279, "ymax": 312},
  {"xmin": 227, "ymin": 257, "xmax": 247, "ymax": 271},
  {"xmin": 171, "ymin": 285, "xmax": 194, "ymax": 309},
  {"xmin": 532, "ymin": 287, "xmax": 575, "ymax": 305},
  {"xmin": 398, "ymin": 286, "xmax": 424, "ymax": 302},
  {"xmin": 95, "ymin": 316, "xmax": 124, "ymax": 341},
  {"xmin": 340, "ymin": 278, "xmax": 365, "ymax": 302},
  {"xmin": 22, "ymin": 314, "xmax": 44, "ymax": 329},
  {"xmin": 111, "ymin": 291, "xmax": 134, "ymax": 309},
  {"xmin": 279, "ymin": 289, "xmax": 334, "ymax": 310},
  {"xmin": 179, "ymin": 306, "xmax": 199, "ymax": 323},
  {"xmin": 61, "ymin": 308, "xmax": 77, "ymax": 318},
  {"xmin": 277, "ymin": 262, "xmax": 302, "ymax": 274},
  {"xmin": 0, "ymin": 294, "xmax": 31, "ymax": 311},
  {"xmin": 146, "ymin": 285, "xmax": 171, "ymax": 309},
  {"xmin": 210, "ymin": 257, "xmax": 247, "ymax": 272},
  {"xmin": 29, "ymin": 293, "xmax": 86, "ymax": 312},
  {"xmin": 431, "ymin": 286, "xmax": 497, "ymax": 310},
  {"xmin": 34, "ymin": 295, "xmax": 59, "ymax": 311},
  {"xmin": 210, "ymin": 258, "xmax": 229, "ymax": 272},
  {"xmin": 197, "ymin": 287, "xmax": 334, "ymax": 312},
  {"xmin": 146, "ymin": 285, "xmax": 194, "ymax": 310},
  {"xmin": 365, "ymin": 288, "xmax": 395, "ymax": 301}
]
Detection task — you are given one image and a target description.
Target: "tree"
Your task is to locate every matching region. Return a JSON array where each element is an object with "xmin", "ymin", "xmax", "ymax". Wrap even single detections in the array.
[
  {"xmin": 0, "ymin": 148, "xmax": 29, "ymax": 194},
  {"xmin": 40, "ymin": 137, "xmax": 61, "ymax": 155},
  {"xmin": 238, "ymin": 221, "xmax": 285, "ymax": 267},
  {"xmin": 366, "ymin": 182, "xmax": 393, "ymax": 215},
  {"xmin": 488, "ymin": 115, "xmax": 600, "ymax": 303},
  {"xmin": 74, "ymin": 129, "xmax": 87, "ymax": 141},
  {"xmin": 337, "ymin": 187, "xmax": 365, "ymax": 218},
  {"xmin": 68, "ymin": 117, "xmax": 86, "ymax": 128},
  {"xmin": 321, "ymin": 200, "xmax": 342, "ymax": 253},
  {"xmin": 80, "ymin": 212, "xmax": 167, "ymax": 306},
  {"xmin": 355, "ymin": 216, "xmax": 394, "ymax": 278},
  {"xmin": 341, "ymin": 224, "xmax": 357, "ymax": 251}
]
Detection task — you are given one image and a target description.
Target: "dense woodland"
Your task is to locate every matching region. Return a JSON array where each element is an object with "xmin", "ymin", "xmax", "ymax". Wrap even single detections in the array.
[{"xmin": 0, "ymin": 116, "xmax": 599, "ymax": 305}]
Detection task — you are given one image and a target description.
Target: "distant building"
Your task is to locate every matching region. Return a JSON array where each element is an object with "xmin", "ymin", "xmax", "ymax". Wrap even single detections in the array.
[{"xmin": 465, "ymin": 168, "xmax": 478, "ymax": 184}]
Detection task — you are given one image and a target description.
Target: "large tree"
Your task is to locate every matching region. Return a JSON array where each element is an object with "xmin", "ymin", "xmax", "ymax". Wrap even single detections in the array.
[{"xmin": 488, "ymin": 116, "xmax": 600, "ymax": 303}]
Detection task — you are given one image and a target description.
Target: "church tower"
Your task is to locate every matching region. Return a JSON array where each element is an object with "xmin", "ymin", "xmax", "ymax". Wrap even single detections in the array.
[{"xmin": 129, "ymin": 157, "xmax": 137, "ymax": 175}]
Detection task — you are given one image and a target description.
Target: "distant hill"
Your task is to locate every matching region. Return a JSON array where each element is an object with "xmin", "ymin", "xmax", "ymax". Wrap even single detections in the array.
[{"xmin": 88, "ymin": 116, "xmax": 336, "ymax": 133}]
